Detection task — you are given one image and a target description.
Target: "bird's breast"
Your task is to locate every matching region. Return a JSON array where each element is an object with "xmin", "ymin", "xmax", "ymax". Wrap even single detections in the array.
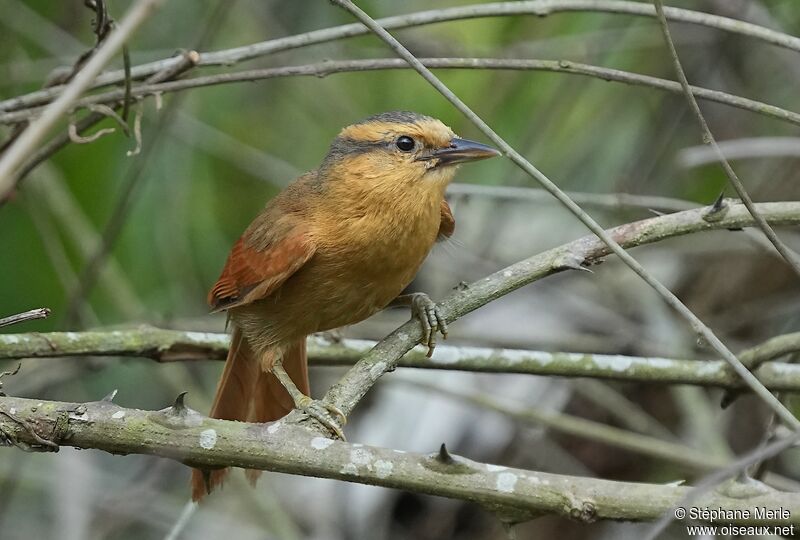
[
  {"xmin": 238, "ymin": 186, "xmax": 445, "ymax": 347},
  {"xmin": 301, "ymin": 193, "xmax": 442, "ymax": 327},
  {"xmin": 318, "ymin": 193, "xmax": 440, "ymax": 283}
]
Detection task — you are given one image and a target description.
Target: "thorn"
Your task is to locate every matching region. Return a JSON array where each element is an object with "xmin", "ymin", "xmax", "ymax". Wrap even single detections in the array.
[
  {"xmin": 696, "ymin": 334, "xmax": 707, "ymax": 349},
  {"xmin": 562, "ymin": 259, "xmax": 593, "ymax": 273},
  {"xmin": 702, "ymin": 193, "xmax": 729, "ymax": 222},
  {"xmin": 502, "ymin": 521, "xmax": 518, "ymax": 540},
  {"xmin": 663, "ymin": 479, "xmax": 686, "ymax": 487},
  {"xmin": 569, "ymin": 263, "xmax": 593, "ymax": 273},
  {"xmin": 437, "ymin": 443, "xmax": 455, "ymax": 464},
  {"xmin": 648, "ymin": 208, "xmax": 666, "ymax": 217},
  {"xmin": 555, "ymin": 251, "xmax": 592, "ymax": 273},
  {"xmin": 711, "ymin": 191, "xmax": 725, "ymax": 211},
  {"xmin": 171, "ymin": 391, "xmax": 188, "ymax": 415},
  {"xmin": 720, "ymin": 390, "xmax": 739, "ymax": 409},
  {"xmin": 101, "ymin": 389, "xmax": 118, "ymax": 402},
  {"xmin": 454, "ymin": 281, "xmax": 469, "ymax": 291}
]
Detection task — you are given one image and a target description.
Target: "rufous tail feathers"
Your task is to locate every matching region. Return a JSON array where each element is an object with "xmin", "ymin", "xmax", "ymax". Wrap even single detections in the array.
[{"xmin": 190, "ymin": 329, "xmax": 309, "ymax": 501}]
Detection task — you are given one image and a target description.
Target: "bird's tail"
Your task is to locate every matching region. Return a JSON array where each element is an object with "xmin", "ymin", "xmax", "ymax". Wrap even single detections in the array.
[{"xmin": 190, "ymin": 328, "xmax": 309, "ymax": 501}]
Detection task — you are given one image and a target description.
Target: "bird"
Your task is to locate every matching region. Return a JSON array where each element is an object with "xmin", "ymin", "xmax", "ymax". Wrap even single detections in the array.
[{"xmin": 191, "ymin": 111, "xmax": 500, "ymax": 500}]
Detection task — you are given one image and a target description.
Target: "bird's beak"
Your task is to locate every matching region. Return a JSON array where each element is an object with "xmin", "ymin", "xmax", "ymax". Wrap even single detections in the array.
[{"xmin": 429, "ymin": 138, "xmax": 501, "ymax": 167}]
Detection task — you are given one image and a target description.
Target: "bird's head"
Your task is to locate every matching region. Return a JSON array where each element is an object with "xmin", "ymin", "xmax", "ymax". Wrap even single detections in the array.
[{"xmin": 321, "ymin": 111, "xmax": 500, "ymax": 192}]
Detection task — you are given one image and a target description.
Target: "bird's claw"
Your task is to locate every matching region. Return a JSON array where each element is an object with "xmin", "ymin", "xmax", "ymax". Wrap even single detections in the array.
[
  {"xmin": 409, "ymin": 293, "xmax": 448, "ymax": 357},
  {"xmin": 296, "ymin": 396, "xmax": 347, "ymax": 441}
]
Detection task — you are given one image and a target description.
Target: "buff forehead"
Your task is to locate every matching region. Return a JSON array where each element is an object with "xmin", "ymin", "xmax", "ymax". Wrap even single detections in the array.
[{"xmin": 339, "ymin": 118, "xmax": 456, "ymax": 148}]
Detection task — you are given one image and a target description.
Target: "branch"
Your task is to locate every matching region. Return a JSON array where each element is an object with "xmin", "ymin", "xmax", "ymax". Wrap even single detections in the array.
[
  {"xmin": 0, "ymin": 0, "xmax": 164, "ymax": 199},
  {"xmin": 653, "ymin": 0, "xmax": 800, "ymax": 279},
  {"xmin": 2, "ymin": 1, "xmax": 799, "ymax": 114},
  {"xmin": 0, "ymin": 308, "xmax": 50, "ymax": 329},
  {"xmin": 4, "ymin": 322, "xmax": 800, "ymax": 391},
  {"xmin": 449, "ymin": 183, "xmax": 698, "ymax": 213},
  {"xmin": 6, "ymin": 326, "xmax": 799, "ymax": 476},
  {"xmin": 678, "ymin": 138, "xmax": 800, "ymax": 169},
  {"xmin": 314, "ymin": 199, "xmax": 800, "ymax": 411},
  {"xmin": 4, "ymin": 50, "xmax": 201, "ymax": 206},
  {"xmin": 1, "ymin": 394, "xmax": 797, "ymax": 525},
  {"xmin": 2, "ymin": 59, "xmax": 799, "ymax": 127},
  {"xmin": 328, "ymin": 0, "xmax": 800, "ymax": 430}
]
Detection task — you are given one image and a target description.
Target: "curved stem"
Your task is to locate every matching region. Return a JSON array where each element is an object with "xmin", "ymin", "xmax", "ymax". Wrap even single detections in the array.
[
  {"xmin": 3, "ymin": 0, "xmax": 799, "ymax": 113},
  {"xmin": 2, "ymin": 59, "xmax": 799, "ymax": 127}
]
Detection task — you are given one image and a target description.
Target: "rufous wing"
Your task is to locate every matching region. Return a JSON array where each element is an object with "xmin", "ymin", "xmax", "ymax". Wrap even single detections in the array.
[
  {"xmin": 208, "ymin": 228, "xmax": 315, "ymax": 311},
  {"xmin": 437, "ymin": 199, "xmax": 455, "ymax": 241}
]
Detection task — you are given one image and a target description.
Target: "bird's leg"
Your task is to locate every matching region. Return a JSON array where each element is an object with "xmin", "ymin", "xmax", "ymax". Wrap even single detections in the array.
[
  {"xmin": 271, "ymin": 362, "xmax": 347, "ymax": 440},
  {"xmin": 391, "ymin": 292, "xmax": 448, "ymax": 357}
]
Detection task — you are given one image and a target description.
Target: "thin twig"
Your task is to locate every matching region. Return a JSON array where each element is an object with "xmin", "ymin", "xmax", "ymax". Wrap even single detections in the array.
[
  {"xmin": 61, "ymin": 3, "xmax": 229, "ymax": 329},
  {"xmin": 3, "ymin": 59, "xmax": 799, "ymax": 127},
  {"xmin": 3, "ymin": 1, "xmax": 800, "ymax": 114},
  {"xmin": 570, "ymin": 379, "xmax": 676, "ymax": 441},
  {"xmin": 121, "ymin": 45, "xmax": 132, "ymax": 122},
  {"xmin": 0, "ymin": 0, "xmax": 165, "ymax": 200},
  {"xmin": 677, "ymin": 137, "xmax": 800, "ymax": 168},
  {"xmin": 327, "ymin": 0, "xmax": 799, "ymax": 430},
  {"xmin": 0, "ymin": 308, "xmax": 50, "ymax": 329},
  {"xmin": 24, "ymin": 166, "xmax": 145, "ymax": 320},
  {"xmin": 5, "ymin": 50, "xmax": 200, "ymax": 204},
  {"xmin": 449, "ymin": 182, "xmax": 697, "ymax": 213},
  {"xmin": 21, "ymin": 187, "xmax": 100, "ymax": 326},
  {"xmin": 652, "ymin": 0, "xmax": 800, "ymax": 279},
  {"xmin": 3, "ymin": 111, "xmax": 107, "ymax": 205}
]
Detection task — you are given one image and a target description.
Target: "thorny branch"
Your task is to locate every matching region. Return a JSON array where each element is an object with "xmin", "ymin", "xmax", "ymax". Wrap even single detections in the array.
[{"xmin": 1, "ymin": 394, "xmax": 798, "ymax": 525}]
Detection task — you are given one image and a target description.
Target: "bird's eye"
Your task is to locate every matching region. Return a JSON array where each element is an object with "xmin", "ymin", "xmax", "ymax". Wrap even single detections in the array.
[{"xmin": 396, "ymin": 136, "xmax": 415, "ymax": 152}]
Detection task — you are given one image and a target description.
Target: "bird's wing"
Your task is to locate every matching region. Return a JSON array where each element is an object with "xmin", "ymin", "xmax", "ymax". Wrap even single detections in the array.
[
  {"xmin": 208, "ymin": 226, "xmax": 315, "ymax": 312},
  {"xmin": 437, "ymin": 199, "xmax": 455, "ymax": 241}
]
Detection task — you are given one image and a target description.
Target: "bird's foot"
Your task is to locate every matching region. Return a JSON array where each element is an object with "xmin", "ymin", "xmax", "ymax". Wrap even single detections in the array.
[
  {"xmin": 295, "ymin": 395, "xmax": 347, "ymax": 441},
  {"xmin": 407, "ymin": 292, "xmax": 448, "ymax": 357},
  {"xmin": 272, "ymin": 363, "xmax": 347, "ymax": 440}
]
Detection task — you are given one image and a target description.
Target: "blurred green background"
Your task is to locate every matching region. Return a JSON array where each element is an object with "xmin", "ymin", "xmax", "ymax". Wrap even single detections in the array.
[{"xmin": 2, "ymin": 1, "xmax": 800, "ymax": 539}]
